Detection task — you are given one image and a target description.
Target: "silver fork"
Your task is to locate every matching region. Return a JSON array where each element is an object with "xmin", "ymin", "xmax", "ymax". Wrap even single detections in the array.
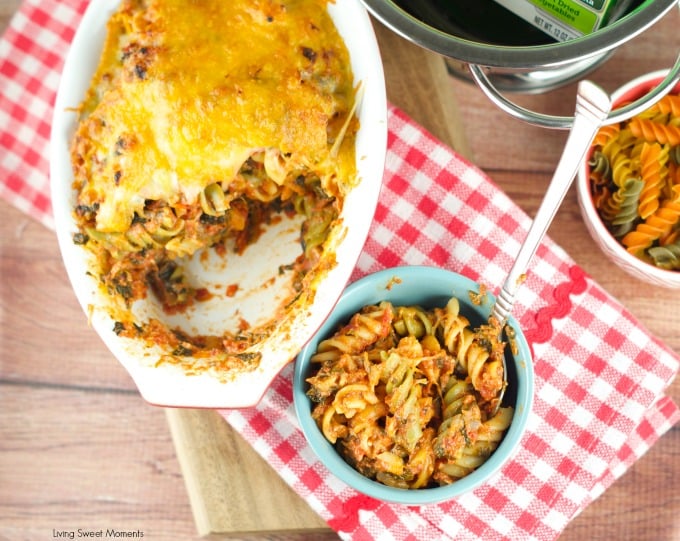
[{"xmin": 491, "ymin": 80, "xmax": 612, "ymax": 413}]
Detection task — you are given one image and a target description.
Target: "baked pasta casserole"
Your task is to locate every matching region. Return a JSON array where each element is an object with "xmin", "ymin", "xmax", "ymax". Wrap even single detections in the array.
[{"xmin": 70, "ymin": 0, "xmax": 359, "ymax": 377}]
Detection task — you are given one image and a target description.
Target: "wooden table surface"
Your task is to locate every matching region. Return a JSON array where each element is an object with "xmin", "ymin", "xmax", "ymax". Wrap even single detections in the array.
[{"xmin": 2, "ymin": 1, "xmax": 679, "ymax": 540}]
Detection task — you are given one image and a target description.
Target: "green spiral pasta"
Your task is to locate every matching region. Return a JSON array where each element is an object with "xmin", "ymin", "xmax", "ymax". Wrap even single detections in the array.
[
  {"xmin": 648, "ymin": 239, "xmax": 680, "ymax": 270},
  {"xmin": 609, "ymin": 177, "xmax": 645, "ymax": 238},
  {"xmin": 671, "ymin": 145, "xmax": 680, "ymax": 166},
  {"xmin": 199, "ymin": 183, "xmax": 228, "ymax": 216},
  {"xmin": 433, "ymin": 380, "xmax": 476, "ymax": 457},
  {"xmin": 393, "ymin": 305, "xmax": 434, "ymax": 338},
  {"xmin": 588, "ymin": 150, "xmax": 611, "ymax": 185}
]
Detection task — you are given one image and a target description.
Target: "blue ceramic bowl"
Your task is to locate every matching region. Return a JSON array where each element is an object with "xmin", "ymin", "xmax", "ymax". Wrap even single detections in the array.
[{"xmin": 293, "ymin": 265, "xmax": 534, "ymax": 505}]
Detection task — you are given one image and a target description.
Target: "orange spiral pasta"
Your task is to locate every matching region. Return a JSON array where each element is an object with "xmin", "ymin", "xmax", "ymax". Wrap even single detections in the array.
[
  {"xmin": 629, "ymin": 117, "xmax": 680, "ymax": 146},
  {"xmin": 670, "ymin": 150, "xmax": 680, "ymax": 185},
  {"xmin": 592, "ymin": 123, "xmax": 620, "ymax": 147},
  {"xmin": 648, "ymin": 94, "xmax": 680, "ymax": 117},
  {"xmin": 592, "ymin": 184, "xmax": 612, "ymax": 216},
  {"xmin": 636, "ymin": 142, "xmax": 666, "ymax": 219},
  {"xmin": 588, "ymin": 88, "xmax": 680, "ymax": 271},
  {"xmin": 622, "ymin": 176, "xmax": 680, "ymax": 255}
]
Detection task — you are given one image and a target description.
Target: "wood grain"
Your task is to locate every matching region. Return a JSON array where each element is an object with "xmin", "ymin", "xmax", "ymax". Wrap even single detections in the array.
[
  {"xmin": 166, "ymin": 409, "xmax": 330, "ymax": 537},
  {"xmin": 1, "ymin": 2, "xmax": 679, "ymax": 540}
]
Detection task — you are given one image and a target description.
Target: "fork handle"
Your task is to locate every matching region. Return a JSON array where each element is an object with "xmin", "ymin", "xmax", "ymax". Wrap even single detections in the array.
[{"xmin": 492, "ymin": 80, "xmax": 612, "ymax": 325}]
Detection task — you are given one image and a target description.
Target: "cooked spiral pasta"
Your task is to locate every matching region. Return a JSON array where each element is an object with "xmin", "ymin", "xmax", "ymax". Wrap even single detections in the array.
[
  {"xmin": 393, "ymin": 305, "xmax": 434, "ymax": 338},
  {"xmin": 434, "ymin": 406, "xmax": 513, "ymax": 484},
  {"xmin": 588, "ymin": 89, "xmax": 680, "ymax": 271},
  {"xmin": 311, "ymin": 302, "xmax": 395, "ymax": 362},
  {"xmin": 306, "ymin": 296, "xmax": 515, "ymax": 489},
  {"xmin": 434, "ymin": 297, "xmax": 505, "ymax": 402}
]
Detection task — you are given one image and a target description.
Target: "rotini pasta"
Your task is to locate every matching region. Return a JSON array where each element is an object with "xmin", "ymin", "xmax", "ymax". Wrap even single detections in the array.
[
  {"xmin": 608, "ymin": 177, "xmax": 645, "ymax": 238},
  {"xmin": 648, "ymin": 94, "xmax": 680, "ymax": 117},
  {"xmin": 602, "ymin": 128, "xmax": 637, "ymax": 188},
  {"xmin": 588, "ymin": 150, "xmax": 612, "ymax": 187},
  {"xmin": 622, "ymin": 184, "xmax": 680, "ymax": 255},
  {"xmin": 648, "ymin": 239, "xmax": 680, "ymax": 270},
  {"xmin": 629, "ymin": 117, "xmax": 680, "ymax": 146},
  {"xmin": 591, "ymin": 123, "xmax": 620, "ymax": 148},
  {"xmin": 587, "ymin": 88, "xmax": 680, "ymax": 271},
  {"xmin": 636, "ymin": 142, "xmax": 666, "ymax": 219},
  {"xmin": 306, "ymin": 297, "xmax": 514, "ymax": 489}
]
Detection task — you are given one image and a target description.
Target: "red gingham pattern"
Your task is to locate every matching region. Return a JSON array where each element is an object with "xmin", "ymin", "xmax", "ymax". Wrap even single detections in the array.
[
  {"xmin": 1, "ymin": 3, "xmax": 678, "ymax": 540},
  {"xmin": 221, "ymin": 111, "xmax": 679, "ymax": 540},
  {"xmin": 0, "ymin": 0, "xmax": 85, "ymax": 228}
]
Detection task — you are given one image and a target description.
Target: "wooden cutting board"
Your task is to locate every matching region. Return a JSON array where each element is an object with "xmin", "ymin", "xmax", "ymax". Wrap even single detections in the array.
[{"xmin": 166, "ymin": 20, "xmax": 472, "ymax": 538}]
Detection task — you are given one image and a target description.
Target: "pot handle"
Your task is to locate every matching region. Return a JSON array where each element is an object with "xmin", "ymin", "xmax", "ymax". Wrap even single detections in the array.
[{"xmin": 468, "ymin": 52, "xmax": 680, "ymax": 130}]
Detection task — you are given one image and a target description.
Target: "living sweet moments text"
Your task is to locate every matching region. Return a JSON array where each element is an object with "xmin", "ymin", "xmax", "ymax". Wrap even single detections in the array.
[{"xmin": 52, "ymin": 529, "xmax": 144, "ymax": 539}]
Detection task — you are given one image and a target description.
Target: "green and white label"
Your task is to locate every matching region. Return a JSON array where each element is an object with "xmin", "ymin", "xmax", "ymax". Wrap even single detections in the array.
[
  {"xmin": 528, "ymin": 0, "xmax": 598, "ymax": 35},
  {"xmin": 492, "ymin": 0, "xmax": 623, "ymax": 41}
]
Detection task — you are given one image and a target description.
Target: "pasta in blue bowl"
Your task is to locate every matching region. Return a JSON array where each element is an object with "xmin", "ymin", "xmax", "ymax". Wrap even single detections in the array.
[{"xmin": 293, "ymin": 265, "xmax": 534, "ymax": 505}]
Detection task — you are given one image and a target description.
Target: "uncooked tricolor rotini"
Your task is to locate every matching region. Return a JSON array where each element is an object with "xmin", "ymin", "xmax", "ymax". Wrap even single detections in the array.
[
  {"xmin": 588, "ymin": 93, "xmax": 680, "ymax": 270},
  {"xmin": 305, "ymin": 297, "xmax": 512, "ymax": 489}
]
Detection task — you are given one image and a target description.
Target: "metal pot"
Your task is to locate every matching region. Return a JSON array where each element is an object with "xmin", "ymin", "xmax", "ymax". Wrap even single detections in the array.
[{"xmin": 361, "ymin": 0, "xmax": 680, "ymax": 128}]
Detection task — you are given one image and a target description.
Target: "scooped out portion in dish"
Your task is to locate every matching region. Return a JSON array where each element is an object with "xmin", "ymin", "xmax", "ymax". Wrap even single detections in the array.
[{"xmin": 69, "ymin": 0, "xmax": 360, "ymax": 379}]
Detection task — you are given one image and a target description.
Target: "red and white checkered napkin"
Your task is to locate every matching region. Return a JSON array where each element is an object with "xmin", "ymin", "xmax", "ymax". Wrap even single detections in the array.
[
  {"xmin": 221, "ymin": 109, "xmax": 680, "ymax": 540},
  {"xmin": 1, "ymin": 1, "xmax": 678, "ymax": 539}
]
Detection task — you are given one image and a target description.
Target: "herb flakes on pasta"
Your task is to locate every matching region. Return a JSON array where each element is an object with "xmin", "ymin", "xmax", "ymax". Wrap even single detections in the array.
[{"xmin": 305, "ymin": 297, "xmax": 513, "ymax": 489}]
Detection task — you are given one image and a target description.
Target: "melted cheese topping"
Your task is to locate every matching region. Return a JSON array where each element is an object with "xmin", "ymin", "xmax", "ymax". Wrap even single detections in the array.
[{"xmin": 72, "ymin": 0, "xmax": 356, "ymax": 233}]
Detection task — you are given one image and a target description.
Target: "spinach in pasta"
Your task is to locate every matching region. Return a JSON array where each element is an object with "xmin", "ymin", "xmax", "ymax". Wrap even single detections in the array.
[{"xmin": 305, "ymin": 298, "xmax": 513, "ymax": 489}]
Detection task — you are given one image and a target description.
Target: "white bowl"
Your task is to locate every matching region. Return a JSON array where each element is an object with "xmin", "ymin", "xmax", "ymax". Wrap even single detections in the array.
[
  {"xmin": 577, "ymin": 70, "xmax": 680, "ymax": 289},
  {"xmin": 50, "ymin": 0, "xmax": 387, "ymax": 407}
]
